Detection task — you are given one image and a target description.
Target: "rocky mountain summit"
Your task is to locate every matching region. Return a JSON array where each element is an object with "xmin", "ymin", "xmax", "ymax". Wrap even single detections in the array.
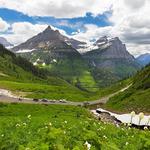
[
  {"xmin": 83, "ymin": 37, "xmax": 140, "ymax": 86},
  {"xmin": 12, "ymin": 26, "xmax": 86, "ymax": 52}
]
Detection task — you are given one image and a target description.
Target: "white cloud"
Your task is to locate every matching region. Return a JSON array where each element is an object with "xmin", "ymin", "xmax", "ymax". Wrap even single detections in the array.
[
  {"xmin": 1, "ymin": 0, "xmax": 150, "ymax": 56},
  {"xmin": 2, "ymin": 22, "xmax": 68, "ymax": 45},
  {"xmin": 2, "ymin": 22, "xmax": 47, "ymax": 45},
  {"xmin": 0, "ymin": 17, "xmax": 9, "ymax": 32},
  {"xmin": 71, "ymin": 0, "xmax": 150, "ymax": 56},
  {"xmin": 0, "ymin": 0, "xmax": 113, "ymax": 18}
]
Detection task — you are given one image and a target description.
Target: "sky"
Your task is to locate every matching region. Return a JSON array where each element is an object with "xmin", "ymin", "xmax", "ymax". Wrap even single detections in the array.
[{"xmin": 0, "ymin": 0, "xmax": 150, "ymax": 56}]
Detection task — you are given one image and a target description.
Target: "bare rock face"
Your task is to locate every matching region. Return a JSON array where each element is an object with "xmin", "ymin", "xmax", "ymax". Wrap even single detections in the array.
[
  {"xmin": 84, "ymin": 37, "xmax": 135, "ymax": 64},
  {"xmin": 83, "ymin": 37, "xmax": 140, "ymax": 81},
  {"xmin": 0, "ymin": 37, "xmax": 13, "ymax": 47},
  {"xmin": 12, "ymin": 26, "xmax": 86, "ymax": 52}
]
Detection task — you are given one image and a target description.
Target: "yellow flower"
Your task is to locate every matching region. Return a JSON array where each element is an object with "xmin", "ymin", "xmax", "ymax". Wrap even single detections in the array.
[
  {"xmin": 130, "ymin": 111, "xmax": 136, "ymax": 124},
  {"xmin": 138, "ymin": 112, "xmax": 144, "ymax": 125},
  {"xmin": 139, "ymin": 112, "xmax": 144, "ymax": 120}
]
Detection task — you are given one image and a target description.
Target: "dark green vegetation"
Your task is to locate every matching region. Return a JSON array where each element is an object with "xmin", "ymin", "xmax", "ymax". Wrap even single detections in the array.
[
  {"xmin": 0, "ymin": 44, "xmax": 130, "ymax": 101},
  {"xmin": 0, "ymin": 103, "xmax": 150, "ymax": 150},
  {"xmin": 19, "ymin": 49, "xmax": 97, "ymax": 92},
  {"xmin": 105, "ymin": 64, "xmax": 150, "ymax": 113},
  {"xmin": 14, "ymin": 27, "xmax": 140, "ymax": 89}
]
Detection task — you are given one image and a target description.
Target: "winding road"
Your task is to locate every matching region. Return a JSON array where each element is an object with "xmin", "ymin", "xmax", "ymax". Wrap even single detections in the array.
[{"xmin": 0, "ymin": 85, "xmax": 131, "ymax": 106}]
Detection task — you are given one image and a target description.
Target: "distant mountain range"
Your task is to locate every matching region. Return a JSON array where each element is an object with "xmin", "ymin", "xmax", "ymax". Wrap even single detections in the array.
[
  {"xmin": 11, "ymin": 26, "xmax": 141, "ymax": 88},
  {"xmin": 0, "ymin": 37, "xmax": 13, "ymax": 47},
  {"xmin": 136, "ymin": 53, "xmax": 150, "ymax": 66}
]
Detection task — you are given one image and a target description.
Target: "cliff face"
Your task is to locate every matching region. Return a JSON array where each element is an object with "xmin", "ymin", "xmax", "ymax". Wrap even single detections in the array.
[
  {"xmin": 12, "ymin": 26, "xmax": 86, "ymax": 52},
  {"xmin": 83, "ymin": 37, "xmax": 140, "ymax": 86},
  {"xmin": 85, "ymin": 37, "xmax": 134, "ymax": 60}
]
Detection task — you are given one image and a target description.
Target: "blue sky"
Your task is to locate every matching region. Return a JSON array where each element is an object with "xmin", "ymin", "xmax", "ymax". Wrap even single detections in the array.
[
  {"xmin": 0, "ymin": 0, "xmax": 150, "ymax": 56},
  {"xmin": 0, "ymin": 8, "xmax": 111, "ymax": 35}
]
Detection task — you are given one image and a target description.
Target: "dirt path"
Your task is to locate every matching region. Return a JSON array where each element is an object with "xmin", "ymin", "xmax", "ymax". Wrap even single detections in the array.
[{"xmin": 0, "ymin": 85, "xmax": 131, "ymax": 106}]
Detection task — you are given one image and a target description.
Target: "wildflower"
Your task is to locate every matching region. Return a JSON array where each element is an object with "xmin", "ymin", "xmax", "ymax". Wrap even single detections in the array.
[
  {"xmin": 84, "ymin": 141, "xmax": 91, "ymax": 150},
  {"xmin": 45, "ymin": 126, "xmax": 48, "ymax": 129},
  {"xmin": 127, "ymin": 123, "xmax": 131, "ymax": 127},
  {"xmin": 138, "ymin": 112, "xmax": 144, "ymax": 125},
  {"xmin": 48, "ymin": 122, "xmax": 52, "ymax": 126},
  {"xmin": 23, "ymin": 123, "xmax": 27, "ymax": 126},
  {"xmin": 64, "ymin": 121, "xmax": 67, "ymax": 124},
  {"xmin": 130, "ymin": 111, "xmax": 136, "ymax": 124},
  {"xmin": 144, "ymin": 126, "xmax": 148, "ymax": 130},
  {"xmin": 103, "ymin": 135, "xmax": 107, "ymax": 139},
  {"xmin": 16, "ymin": 124, "xmax": 20, "ymax": 127},
  {"xmin": 125, "ymin": 142, "xmax": 129, "ymax": 145},
  {"xmin": 1, "ymin": 134, "xmax": 4, "ymax": 137},
  {"xmin": 27, "ymin": 115, "xmax": 31, "ymax": 119}
]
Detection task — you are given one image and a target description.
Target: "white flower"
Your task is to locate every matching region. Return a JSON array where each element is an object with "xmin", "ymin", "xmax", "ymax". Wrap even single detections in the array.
[
  {"xmin": 125, "ymin": 142, "xmax": 129, "ymax": 145},
  {"xmin": 84, "ymin": 141, "xmax": 91, "ymax": 150},
  {"xmin": 131, "ymin": 111, "xmax": 136, "ymax": 117},
  {"xmin": 23, "ymin": 123, "xmax": 27, "ymax": 126},
  {"xmin": 144, "ymin": 126, "xmax": 148, "ymax": 130},
  {"xmin": 33, "ymin": 62, "xmax": 37, "ymax": 66},
  {"xmin": 1, "ymin": 134, "xmax": 4, "ymax": 137},
  {"xmin": 103, "ymin": 135, "xmax": 107, "ymax": 139},
  {"xmin": 42, "ymin": 62, "xmax": 46, "ymax": 66},
  {"xmin": 130, "ymin": 111, "xmax": 136, "ymax": 123},
  {"xmin": 139, "ymin": 112, "xmax": 144, "ymax": 125},
  {"xmin": 64, "ymin": 121, "xmax": 67, "ymax": 124},
  {"xmin": 16, "ymin": 124, "xmax": 20, "ymax": 127},
  {"xmin": 27, "ymin": 115, "xmax": 31, "ymax": 119},
  {"xmin": 48, "ymin": 122, "xmax": 52, "ymax": 126}
]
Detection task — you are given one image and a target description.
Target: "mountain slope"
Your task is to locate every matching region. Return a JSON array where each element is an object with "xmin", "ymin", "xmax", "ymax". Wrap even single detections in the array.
[
  {"xmin": 105, "ymin": 64, "xmax": 150, "ymax": 112},
  {"xmin": 0, "ymin": 44, "xmax": 100, "ymax": 101},
  {"xmin": 12, "ymin": 26, "xmax": 97, "ymax": 91},
  {"xmin": 136, "ymin": 53, "xmax": 150, "ymax": 66},
  {"xmin": 12, "ymin": 26, "xmax": 86, "ymax": 52},
  {"xmin": 83, "ymin": 37, "xmax": 140, "ymax": 87}
]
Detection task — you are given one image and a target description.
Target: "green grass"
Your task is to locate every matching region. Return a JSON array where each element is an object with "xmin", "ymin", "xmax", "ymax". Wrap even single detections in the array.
[
  {"xmin": 105, "ymin": 65, "xmax": 150, "ymax": 113},
  {"xmin": 0, "ymin": 103, "xmax": 150, "ymax": 150},
  {"xmin": 105, "ymin": 88, "xmax": 150, "ymax": 113},
  {"xmin": 0, "ymin": 78, "xmax": 130, "ymax": 102}
]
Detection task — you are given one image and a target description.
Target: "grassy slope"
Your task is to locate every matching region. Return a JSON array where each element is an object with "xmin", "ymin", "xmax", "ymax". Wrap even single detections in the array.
[
  {"xmin": 105, "ymin": 64, "xmax": 150, "ymax": 113},
  {"xmin": 0, "ymin": 45, "xmax": 131, "ymax": 101},
  {"xmin": 19, "ymin": 50, "xmax": 98, "ymax": 92},
  {"xmin": 0, "ymin": 45, "xmax": 97, "ymax": 101},
  {"xmin": 0, "ymin": 103, "xmax": 150, "ymax": 150}
]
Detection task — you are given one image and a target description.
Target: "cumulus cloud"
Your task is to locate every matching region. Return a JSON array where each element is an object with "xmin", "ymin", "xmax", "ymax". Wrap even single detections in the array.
[
  {"xmin": 71, "ymin": 0, "xmax": 150, "ymax": 56},
  {"xmin": 2, "ymin": 22, "xmax": 47, "ymax": 45},
  {"xmin": 2, "ymin": 22, "xmax": 69, "ymax": 45},
  {"xmin": 1, "ymin": 0, "xmax": 150, "ymax": 56},
  {"xmin": 0, "ymin": 17, "xmax": 9, "ymax": 32},
  {"xmin": 0, "ymin": 0, "xmax": 113, "ymax": 18}
]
